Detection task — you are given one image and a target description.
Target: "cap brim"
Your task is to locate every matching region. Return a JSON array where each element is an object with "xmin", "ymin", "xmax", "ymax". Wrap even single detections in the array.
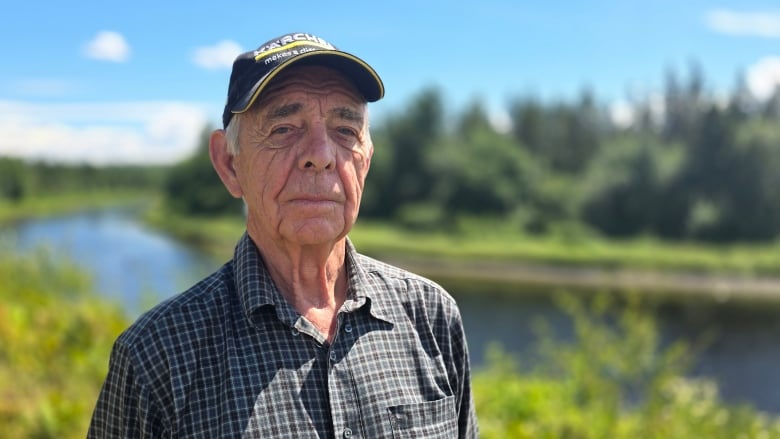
[{"xmin": 229, "ymin": 50, "xmax": 384, "ymax": 116}]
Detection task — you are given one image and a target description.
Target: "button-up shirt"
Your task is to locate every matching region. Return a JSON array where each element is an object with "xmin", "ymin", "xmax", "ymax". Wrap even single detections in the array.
[{"xmin": 88, "ymin": 233, "xmax": 478, "ymax": 438}]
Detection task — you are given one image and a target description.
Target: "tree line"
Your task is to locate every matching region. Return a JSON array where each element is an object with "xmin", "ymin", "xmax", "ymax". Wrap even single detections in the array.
[
  {"xmin": 361, "ymin": 66, "xmax": 780, "ymax": 243},
  {"xmin": 0, "ymin": 160, "xmax": 166, "ymax": 200},
  {"xmin": 3, "ymin": 65, "xmax": 779, "ymax": 243}
]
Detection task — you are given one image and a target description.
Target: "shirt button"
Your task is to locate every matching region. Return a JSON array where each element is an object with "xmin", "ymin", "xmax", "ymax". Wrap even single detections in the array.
[
  {"xmin": 343, "ymin": 427, "xmax": 353, "ymax": 438},
  {"xmin": 344, "ymin": 323, "xmax": 353, "ymax": 333},
  {"xmin": 329, "ymin": 351, "xmax": 337, "ymax": 362},
  {"xmin": 291, "ymin": 328, "xmax": 299, "ymax": 336}
]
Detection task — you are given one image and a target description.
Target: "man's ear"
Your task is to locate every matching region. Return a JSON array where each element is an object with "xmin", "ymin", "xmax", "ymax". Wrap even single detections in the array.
[{"xmin": 209, "ymin": 129, "xmax": 244, "ymax": 198}]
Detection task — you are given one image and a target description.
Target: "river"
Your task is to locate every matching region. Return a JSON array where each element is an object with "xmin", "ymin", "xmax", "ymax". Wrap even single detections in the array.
[{"xmin": 5, "ymin": 208, "xmax": 780, "ymax": 414}]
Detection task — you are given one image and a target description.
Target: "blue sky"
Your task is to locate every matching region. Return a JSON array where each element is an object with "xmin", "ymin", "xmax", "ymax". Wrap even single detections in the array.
[{"xmin": 1, "ymin": 0, "xmax": 779, "ymax": 164}]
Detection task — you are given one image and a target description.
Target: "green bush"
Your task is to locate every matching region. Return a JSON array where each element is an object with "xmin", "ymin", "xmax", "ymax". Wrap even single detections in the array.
[
  {"xmin": 0, "ymin": 249, "xmax": 128, "ymax": 438},
  {"xmin": 473, "ymin": 293, "xmax": 780, "ymax": 438}
]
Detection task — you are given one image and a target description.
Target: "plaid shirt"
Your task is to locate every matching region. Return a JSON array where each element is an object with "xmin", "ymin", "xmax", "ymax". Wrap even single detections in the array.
[{"xmin": 88, "ymin": 233, "xmax": 478, "ymax": 438}]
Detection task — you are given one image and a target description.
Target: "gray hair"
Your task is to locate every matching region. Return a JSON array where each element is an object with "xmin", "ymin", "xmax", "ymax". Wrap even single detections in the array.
[{"xmin": 224, "ymin": 113, "xmax": 242, "ymax": 156}]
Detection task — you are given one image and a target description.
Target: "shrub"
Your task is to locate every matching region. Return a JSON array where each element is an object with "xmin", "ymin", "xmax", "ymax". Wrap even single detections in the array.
[
  {"xmin": 0, "ymin": 249, "xmax": 128, "ymax": 438},
  {"xmin": 473, "ymin": 293, "xmax": 780, "ymax": 438}
]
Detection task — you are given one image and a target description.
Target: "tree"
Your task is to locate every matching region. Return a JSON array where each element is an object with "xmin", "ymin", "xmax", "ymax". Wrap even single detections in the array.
[
  {"xmin": 0, "ymin": 158, "xmax": 31, "ymax": 202},
  {"xmin": 697, "ymin": 120, "xmax": 780, "ymax": 241},
  {"xmin": 580, "ymin": 135, "xmax": 685, "ymax": 237},
  {"xmin": 164, "ymin": 126, "xmax": 243, "ymax": 216},
  {"xmin": 509, "ymin": 90, "xmax": 604, "ymax": 174},
  {"xmin": 425, "ymin": 103, "xmax": 549, "ymax": 226},
  {"xmin": 362, "ymin": 87, "xmax": 445, "ymax": 218}
]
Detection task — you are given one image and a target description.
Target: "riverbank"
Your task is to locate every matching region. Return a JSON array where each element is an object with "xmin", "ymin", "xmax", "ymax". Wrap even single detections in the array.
[
  {"xmin": 141, "ymin": 204, "xmax": 780, "ymax": 302},
  {"xmin": 7, "ymin": 196, "xmax": 780, "ymax": 300}
]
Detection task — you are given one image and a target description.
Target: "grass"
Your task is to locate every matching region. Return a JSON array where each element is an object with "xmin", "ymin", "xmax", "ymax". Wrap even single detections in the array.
[
  {"xmin": 142, "ymin": 210, "xmax": 780, "ymax": 278},
  {"xmin": 349, "ymin": 220, "xmax": 780, "ymax": 277}
]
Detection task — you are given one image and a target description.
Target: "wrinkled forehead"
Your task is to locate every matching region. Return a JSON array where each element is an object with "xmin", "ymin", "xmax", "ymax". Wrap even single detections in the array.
[{"xmin": 253, "ymin": 65, "xmax": 367, "ymax": 112}]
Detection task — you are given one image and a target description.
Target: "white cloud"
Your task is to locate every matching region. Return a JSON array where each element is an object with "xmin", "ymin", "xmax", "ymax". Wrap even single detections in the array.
[
  {"xmin": 746, "ymin": 56, "xmax": 780, "ymax": 100},
  {"xmin": 83, "ymin": 31, "xmax": 131, "ymax": 62},
  {"xmin": 488, "ymin": 108, "xmax": 512, "ymax": 134},
  {"xmin": 610, "ymin": 101, "xmax": 634, "ymax": 128},
  {"xmin": 4, "ymin": 78, "xmax": 81, "ymax": 97},
  {"xmin": 705, "ymin": 9, "xmax": 780, "ymax": 38},
  {"xmin": 192, "ymin": 40, "xmax": 243, "ymax": 70},
  {"xmin": 0, "ymin": 100, "xmax": 210, "ymax": 165}
]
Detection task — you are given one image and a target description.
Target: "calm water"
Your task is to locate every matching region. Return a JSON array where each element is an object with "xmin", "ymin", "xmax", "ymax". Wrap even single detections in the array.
[
  {"xmin": 6, "ymin": 209, "xmax": 780, "ymax": 413},
  {"xmin": 8, "ymin": 208, "xmax": 219, "ymax": 313}
]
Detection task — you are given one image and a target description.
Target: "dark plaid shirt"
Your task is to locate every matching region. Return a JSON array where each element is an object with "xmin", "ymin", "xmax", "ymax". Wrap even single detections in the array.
[{"xmin": 88, "ymin": 233, "xmax": 478, "ymax": 438}]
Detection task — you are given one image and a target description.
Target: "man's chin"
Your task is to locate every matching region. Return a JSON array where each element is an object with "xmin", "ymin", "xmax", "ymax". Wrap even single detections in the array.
[{"xmin": 281, "ymin": 220, "xmax": 350, "ymax": 247}]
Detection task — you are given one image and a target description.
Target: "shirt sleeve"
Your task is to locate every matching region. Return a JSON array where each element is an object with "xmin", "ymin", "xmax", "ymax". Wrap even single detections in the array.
[
  {"xmin": 448, "ymin": 306, "xmax": 480, "ymax": 438},
  {"xmin": 88, "ymin": 339, "xmax": 168, "ymax": 438}
]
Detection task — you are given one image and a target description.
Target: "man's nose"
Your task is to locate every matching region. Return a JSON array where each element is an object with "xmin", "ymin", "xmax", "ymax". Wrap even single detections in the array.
[{"xmin": 298, "ymin": 123, "xmax": 336, "ymax": 171}]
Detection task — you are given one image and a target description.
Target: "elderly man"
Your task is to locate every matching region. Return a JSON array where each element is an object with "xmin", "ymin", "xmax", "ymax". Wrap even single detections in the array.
[{"xmin": 89, "ymin": 32, "xmax": 478, "ymax": 438}]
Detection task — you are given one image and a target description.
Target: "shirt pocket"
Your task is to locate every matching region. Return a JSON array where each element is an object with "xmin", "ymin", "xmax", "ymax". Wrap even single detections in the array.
[{"xmin": 387, "ymin": 396, "xmax": 458, "ymax": 438}]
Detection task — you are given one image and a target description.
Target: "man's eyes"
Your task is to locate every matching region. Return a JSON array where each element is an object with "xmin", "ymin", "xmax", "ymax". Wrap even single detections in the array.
[
  {"xmin": 336, "ymin": 126, "xmax": 358, "ymax": 137},
  {"xmin": 270, "ymin": 126, "xmax": 293, "ymax": 135},
  {"xmin": 269, "ymin": 125, "xmax": 357, "ymax": 138}
]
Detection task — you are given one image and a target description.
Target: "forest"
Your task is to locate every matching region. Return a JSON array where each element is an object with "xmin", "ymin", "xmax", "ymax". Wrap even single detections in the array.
[{"xmin": 3, "ymin": 65, "xmax": 780, "ymax": 245}]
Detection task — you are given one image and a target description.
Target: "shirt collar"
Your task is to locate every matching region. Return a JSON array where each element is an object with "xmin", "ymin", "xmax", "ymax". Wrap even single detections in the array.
[
  {"xmin": 233, "ymin": 233, "xmax": 294, "ymax": 326},
  {"xmin": 343, "ymin": 238, "xmax": 395, "ymax": 325},
  {"xmin": 233, "ymin": 232, "xmax": 395, "ymax": 326}
]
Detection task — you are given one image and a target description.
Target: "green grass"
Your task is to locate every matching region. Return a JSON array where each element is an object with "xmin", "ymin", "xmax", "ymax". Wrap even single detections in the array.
[
  {"xmin": 140, "ymin": 209, "xmax": 780, "ymax": 278},
  {"xmin": 349, "ymin": 220, "xmax": 780, "ymax": 276}
]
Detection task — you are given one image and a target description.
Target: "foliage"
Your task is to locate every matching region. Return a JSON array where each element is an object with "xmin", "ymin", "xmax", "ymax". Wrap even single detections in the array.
[
  {"xmin": 363, "ymin": 65, "xmax": 780, "ymax": 242},
  {"xmin": 0, "ymin": 249, "xmax": 128, "ymax": 438},
  {"xmin": 579, "ymin": 134, "xmax": 685, "ymax": 237},
  {"xmin": 163, "ymin": 126, "xmax": 244, "ymax": 217},
  {"xmin": 362, "ymin": 87, "xmax": 444, "ymax": 218},
  {"xmin": 0, "ymin": 157, "xmax": 166, "ymax": 201},
  {"xmin": 427, "ymin": 108, "xmax": 540, "ymax": 218},
  {"xmin": 473, "ymin": 293, "xmax": 780, "ymax": 438},
  {"xmin": 0, "ymin": 157, "xmax": 32, "ymax": 201}
]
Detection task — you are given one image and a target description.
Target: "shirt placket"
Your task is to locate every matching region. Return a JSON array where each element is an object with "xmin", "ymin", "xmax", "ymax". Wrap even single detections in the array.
[{"xmin": 327, "ymin": 314, "xmax": 363, "ymax": 439}]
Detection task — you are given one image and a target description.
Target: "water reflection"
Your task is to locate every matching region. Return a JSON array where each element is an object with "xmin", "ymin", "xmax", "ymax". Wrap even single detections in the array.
[{"xmin": 8, "ymin": 208, "xmax": 220, "ymax": 314}]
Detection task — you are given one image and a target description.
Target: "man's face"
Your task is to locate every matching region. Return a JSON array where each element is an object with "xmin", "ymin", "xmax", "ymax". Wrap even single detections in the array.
[{"xmin": 231, "ymin": 65, "xmax": 372, "ymax": 248}]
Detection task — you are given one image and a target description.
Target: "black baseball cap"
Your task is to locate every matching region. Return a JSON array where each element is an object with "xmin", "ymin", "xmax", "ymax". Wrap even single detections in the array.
[{"xmin": 222, "ymin": 32, "xmax": 384, "ymax": 128}]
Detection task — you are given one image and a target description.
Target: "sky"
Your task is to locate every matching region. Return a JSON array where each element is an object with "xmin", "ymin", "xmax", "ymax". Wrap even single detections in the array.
[{"xmin": 1, "ymin": 0, "xmax": 779, "ymax": 165}]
